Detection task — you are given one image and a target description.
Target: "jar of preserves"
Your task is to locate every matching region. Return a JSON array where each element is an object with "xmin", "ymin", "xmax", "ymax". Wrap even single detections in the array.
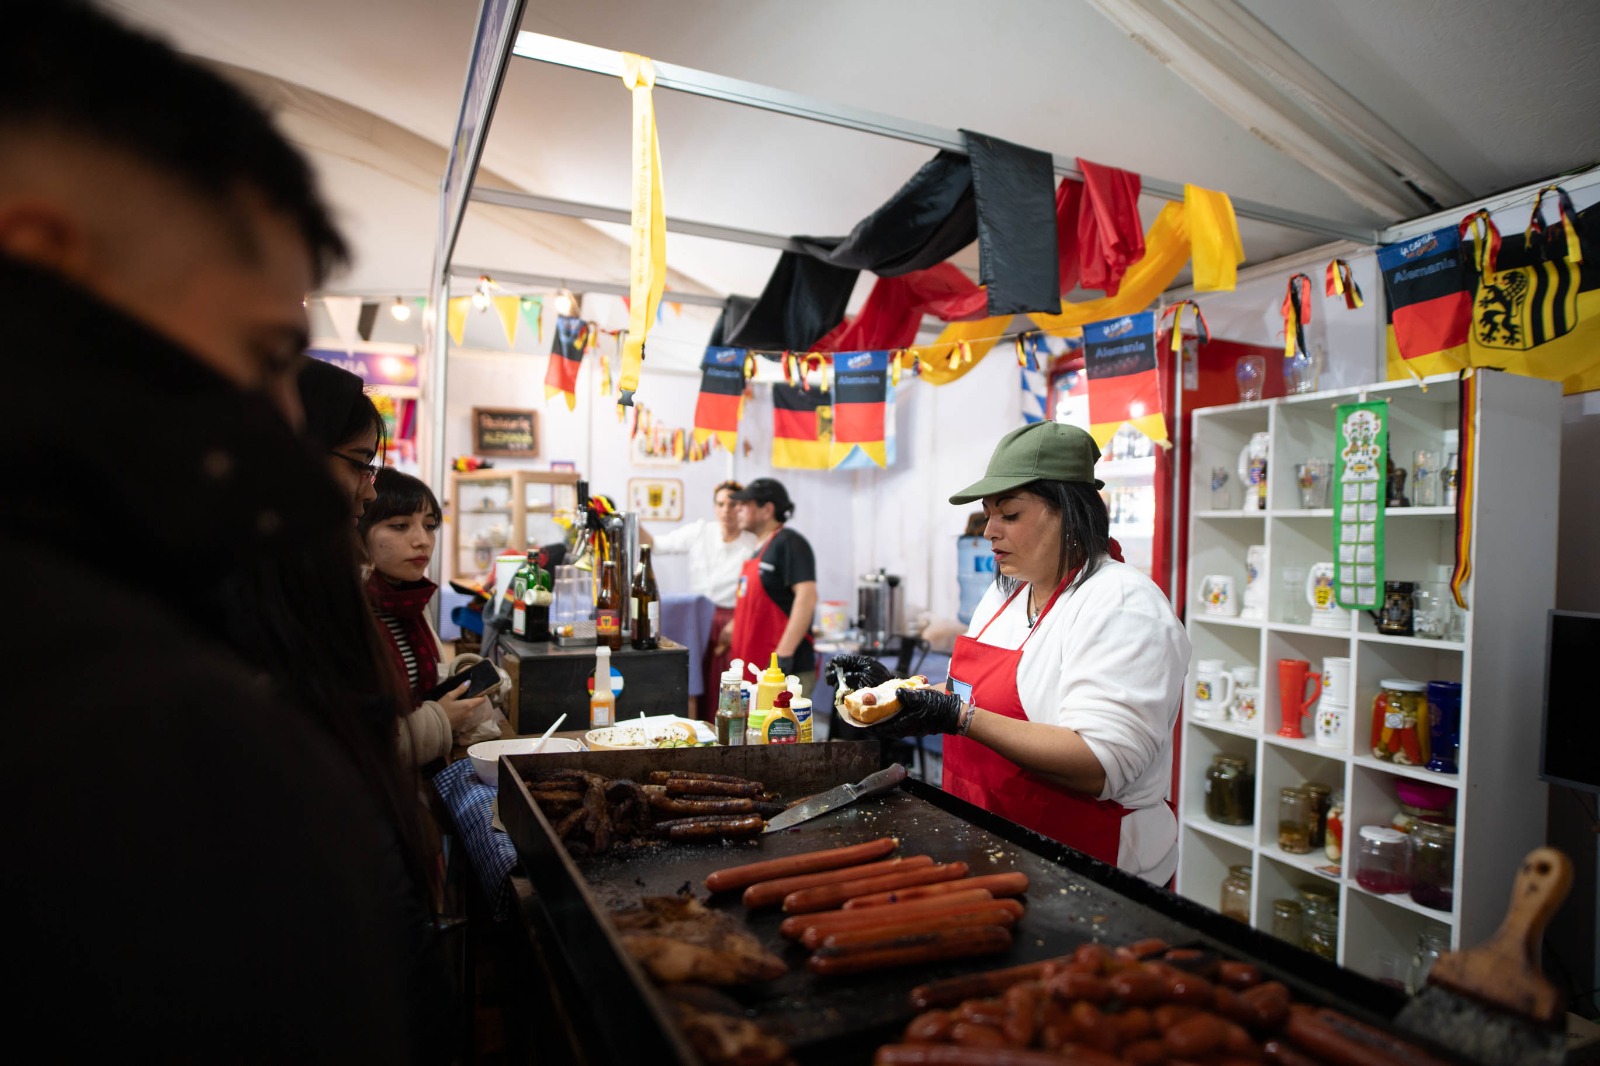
[
  {"xmin": 1303, "ymin": 782, "xmax": 1332, "ymax": 849},
  {"xmin": 1220, "ymin": 865, "xmax": 1251, "ymax": 922},
  {"xmin": 1410, "ymin": 820, "xmax": 1456, "ymax": 912},
  {"xmin": 1303, "ymin": 897, "xmax": 1339, "ymax": 960},
  {"xmin": 1370, "ymin": 679, "xmax": 1428, "ymax": 765},
  {"xmin": 1354, "ymin": 825, "xmax": 1412, "ymax": 894},
  {"xmin": 1270, "ymin": 898, "xmax": 1304, "ymax": 944},
  {"xmin": 1278, "ymin": 786, "xmax": 1313, "ymax": 853},
  {"xmin": 1325, "ymin": 794, "xmax": 1345, "ymax": 865},
  {"xmin": 1204, "ymin": 754, "xmax": 1254, "ymax": 826}
]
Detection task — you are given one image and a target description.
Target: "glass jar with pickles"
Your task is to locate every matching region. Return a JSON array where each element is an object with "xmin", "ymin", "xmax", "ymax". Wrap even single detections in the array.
[
  {"xmin": 1278, "ymin": 786, "xmax": 1314, "ymax": 853},
  {"xmin": 1303, "ymin": 782, "xmax": 1332, "ymax": 849},
  {"xmin": 1220, "ymin": 864, "xmax": 1252, "ymax": 922},
  {"xmin": 1298, "ymin": 882, "xmax": 1339, "ymax": 961},
  {"xmin": 1204, "ymin": 754, "xmax": 1254, "ymax": 826}
]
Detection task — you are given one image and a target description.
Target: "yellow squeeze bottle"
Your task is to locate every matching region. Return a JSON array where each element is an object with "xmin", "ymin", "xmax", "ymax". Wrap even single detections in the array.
[
  {"xmin": 763, "ymin": 690, "xmax": 800, "ymax": 745},
  {"xmin": 749, "ymin": 653, "xmax": 786, "ymax": 744}
]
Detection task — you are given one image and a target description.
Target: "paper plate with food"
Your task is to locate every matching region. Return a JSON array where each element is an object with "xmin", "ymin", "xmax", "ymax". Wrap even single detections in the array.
[
  {"xmin": 585, "ymin": 716, "xmax": 701, "ymax": 750},
  {"xmin": 836, "ymin": 675, "xmax": 932, "ymax": 728}
]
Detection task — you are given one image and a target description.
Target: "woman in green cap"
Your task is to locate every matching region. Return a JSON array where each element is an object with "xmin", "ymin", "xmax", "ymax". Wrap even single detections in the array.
[{"xmin": 828, "ymin": 421, "xmax": 1189, "ymax": 883}]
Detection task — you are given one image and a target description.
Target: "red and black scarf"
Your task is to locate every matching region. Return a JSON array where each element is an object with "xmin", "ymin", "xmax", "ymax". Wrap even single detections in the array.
[{"xmin": 365, "ymin": 571, "xmax": 440, "ymax": 701}]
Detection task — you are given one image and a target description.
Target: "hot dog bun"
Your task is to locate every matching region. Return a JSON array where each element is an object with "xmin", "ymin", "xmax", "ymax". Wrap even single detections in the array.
[{"xmin": 841, "ymin": 675, "xmax": 930, "ymax": 725}]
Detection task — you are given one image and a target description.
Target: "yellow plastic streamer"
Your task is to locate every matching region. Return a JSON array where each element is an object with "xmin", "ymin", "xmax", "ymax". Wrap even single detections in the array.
[
  {"xmin": 1184, "ymin": 183, "xmax": 1245, "ymax": 292},
  {"xmin": 446, "ymin": 296, "xmax": 470, "ymax": 347},
  {"xmin": 619, "ymin": 53, "xmax": 665, "ymax": 407},
  {"xmin": 919, "ymin": 202, "xmax": 1194, "ymax": 385}
]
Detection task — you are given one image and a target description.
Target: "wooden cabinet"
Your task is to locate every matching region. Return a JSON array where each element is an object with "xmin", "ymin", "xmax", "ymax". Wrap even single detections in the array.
[
  {"xmin": 1175, "ymin": 370, "xmax": 1560, "ymax": 985},
  {"xmin": 447, "ymin": 468, "xmax": 580, "ymax": 582}
]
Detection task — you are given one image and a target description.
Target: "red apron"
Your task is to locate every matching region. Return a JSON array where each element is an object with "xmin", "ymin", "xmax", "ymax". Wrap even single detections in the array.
[
  {"xmin": 942, "ymin": 571, "xmax": 1133, "ymax": 866},
  {"xmin": 730, "ymin": 532, "xmax": 798, "ymax": 670}
]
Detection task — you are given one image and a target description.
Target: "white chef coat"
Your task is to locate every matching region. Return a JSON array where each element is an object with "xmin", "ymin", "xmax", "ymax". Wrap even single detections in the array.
[
  {"xmin": 963, "ymin": 558, "xmax": 1191, "ymax": 883},
  {"xmin": 651, "ymin": 520, "xmax": 759, "ymax": 608}
]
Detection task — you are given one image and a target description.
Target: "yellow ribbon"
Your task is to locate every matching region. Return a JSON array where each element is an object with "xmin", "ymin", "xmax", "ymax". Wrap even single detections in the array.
[
  {"xmin": 619, "ymin": 53, "xmax": 665, "ymax": 407},
  {"xmin": 1184, "ymin": 183, "xmax": 1245, "ymax": 292}
]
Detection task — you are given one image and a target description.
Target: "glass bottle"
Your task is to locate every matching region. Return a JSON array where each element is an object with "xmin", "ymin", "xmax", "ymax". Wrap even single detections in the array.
[
  {"xmin": 1298, "ymin": 883, "xmax": 1339, "ymax": 961},
  {"xmin": 1270, "ymin": 899, "xmax": 1304, "ymax": 944},
  {"xmin": 1204, "ymin": 755, "xmax": 1254, "ymax": 826},
  {"xmin": 1220, "ymin": 865, "xmax": 1252, "ymax": 922},
  {"xmin": 595, "ymin": 560, "xmax": 622, "ymax": 651},
  {"xmin": 1410, "ymin": 928, "xmax": 1451, "ymax": 993},
  {"xmin": 1278, "ymin": 787, "xmax": 1313, "ymax": 853},
  {"xmin": 1303, "ymin": 782, "xmax": 1333, "ymax": 849},
  {"xmin": 630, "ymin": 545, "xmax": 660, "ymax": 650},
  {"xmin": 714, "ymin": 663, "xmax": 747, "ymax": 747},
  {"xmin": 1410, "ymin": 820, "xmax": 1457, "ymax": 912},
  {"xmin": 1355, "ymin": 826, "xmax": 1412, "ymax": 894},
  {"xmin": 510, "ymin": 549, "xmax": 536, "ymax": 638}
]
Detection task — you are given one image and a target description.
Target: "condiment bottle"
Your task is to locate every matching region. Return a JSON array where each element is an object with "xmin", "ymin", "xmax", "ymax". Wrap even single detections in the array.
[
  {"xmin": 763, "ymin": 690, "xmax": 800, "ymax": 745},
  {"xmin": 748, "ymin": 654, "xmax": 785, "ymax": 744},
  {"xmin": 595, "ymin": 560, "xmax": 622, "ymax": 651},
  {"xmin": 715, "ymin": 659, "xmax": 747, "ymax": 747},
  {"xmin": 787, "ymin": 675, "xmax": 812, "ymax": 743},
  {"xmin": 630, "ymin": 545, "xmax": 660, "ymax": 650},
  {"xmin": 511, "ymin": 549, "xmax": 537, "ymax": 638},
  {"xmin": 589, "ymin": 645, "xmax": 615, "ymax": 728}
]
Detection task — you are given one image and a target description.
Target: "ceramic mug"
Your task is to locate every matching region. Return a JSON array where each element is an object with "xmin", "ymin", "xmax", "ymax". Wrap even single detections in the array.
[
  {"xmin": 1238, "ymin": 432, "xmax": 1270, "ymax": 512},
  {"xmin": 1197, "ymin": 574, "xmax": 1238, "ymax": 617},
  {"xmin": 1193, "ymin": 659, "xmax": 1235, "ymax": 720},
  {"xmin": 1241, "ymin": 545, "xmax": 1268, "ymax": 619},
  {"xmin": 1305, "ymin": 561, "xmax": 1351, "ymax": 630},
  {"xmin": 1321, "ymin": 657, "xmax": 1353, "ymax": 707},
  {"xmin": 1277, "ymin": 658, "xmax": 1324, "ymax": 739},
  {"xmin": 1315, "ymin": 700, "xmax": 1348, "ymax": 750},
  {"xmin": 1231, "ymin": 684, "xmax": 1262, "ymax": 725}
]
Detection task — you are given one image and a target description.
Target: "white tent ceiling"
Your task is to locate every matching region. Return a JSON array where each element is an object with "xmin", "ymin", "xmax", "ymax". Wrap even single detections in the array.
[{"xmin": 110, "ymin": 0, "xmax": 1600, "ymax": 304}]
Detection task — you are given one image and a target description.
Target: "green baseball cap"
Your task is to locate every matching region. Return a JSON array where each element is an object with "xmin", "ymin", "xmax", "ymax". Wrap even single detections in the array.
[{"xmin": 948, "ymin": 421, "xmax": 1104, "ymax": 503}]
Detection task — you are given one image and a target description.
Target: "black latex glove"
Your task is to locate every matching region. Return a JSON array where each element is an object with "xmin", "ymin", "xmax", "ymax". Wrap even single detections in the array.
[
  {"xmin": 870, "ymin": 687, "xmax": 964, "ymax": 739},
  {"xmin": 824, "ymin": 654, "xmax": 893, "ymax": 701}
]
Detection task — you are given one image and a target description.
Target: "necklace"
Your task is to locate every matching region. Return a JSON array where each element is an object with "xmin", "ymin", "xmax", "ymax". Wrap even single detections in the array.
[{"xmin": 1025, "ymin": 588, "xmax": 1039, "ymax": 628}]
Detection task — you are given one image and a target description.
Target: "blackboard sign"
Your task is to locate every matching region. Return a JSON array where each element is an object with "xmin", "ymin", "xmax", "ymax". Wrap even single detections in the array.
[{"xmin": 472, "ymin": 407, "xmax": 540, "ymax": 457}]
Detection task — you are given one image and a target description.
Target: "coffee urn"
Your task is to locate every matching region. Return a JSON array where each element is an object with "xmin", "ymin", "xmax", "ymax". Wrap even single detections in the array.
[{"xmin": 856, "ymin": 569, "xmax": 903, "ymax": 649}]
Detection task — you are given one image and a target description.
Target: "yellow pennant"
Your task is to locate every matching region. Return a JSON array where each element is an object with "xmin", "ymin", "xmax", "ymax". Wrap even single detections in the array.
[
  {"xmin": 446, "ymin": 296, "xmax": 471, "ymax": 347},
  {"xmin": 491, "ymin": 295, "xmax": 521, "ymax": 348},
  {"xmin": 619, "ymin": 53, "xmax": 666, "ymax": 407},
  {"xmin": 1184, "ymin": 183, "xmax": 1245, "ymax": 292}
]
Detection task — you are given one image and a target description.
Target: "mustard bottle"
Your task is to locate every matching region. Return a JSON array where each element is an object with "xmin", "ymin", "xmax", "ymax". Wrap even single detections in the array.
[
  {"xmin": 763, "ymin": 689, "xmax": 800, "ymax": 745},
  {"xmin": 748, "ymin": 653, "xmax": 785, "ymax": 744}
]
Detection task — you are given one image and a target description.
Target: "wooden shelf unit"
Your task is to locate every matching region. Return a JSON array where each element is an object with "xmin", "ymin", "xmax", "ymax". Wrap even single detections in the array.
[
  {"xmin": 447, "ymin": 468, "xmax": 580, "ymax": 582},
  {"xmin": 1175, "ymin": 370, "xmax": 1560, "ymax": 986}
]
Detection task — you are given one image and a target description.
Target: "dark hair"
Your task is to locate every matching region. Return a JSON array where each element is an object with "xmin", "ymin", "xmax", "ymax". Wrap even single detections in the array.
[
  {"xmin": 298, "ymin": 361, "xmax": 388, "ymax": 456},
  {"xmin": 996, "ymin": 480, "xmax": 1111, "ymax": 597},
  {"xmin": 713, "ymin": 480, "xmax": 742, "ymax": 501},
  {"xmin": 1, "ymin": 2, "xmax": 348, "ymax": 282},
  {"xmin": 360, "ymin": 469, "xmax": 442, "ymax": 540}
]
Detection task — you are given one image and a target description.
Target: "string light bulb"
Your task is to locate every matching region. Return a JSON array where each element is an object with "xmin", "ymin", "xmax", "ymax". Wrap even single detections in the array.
[
  {"xmin": 471, "ymin": 276, "xmax": 492, "ymax": 311},
  {"xmin": 550, "ymin": 289, "xmax": 577, "ymax": 317},
  {"xmin": 390, "ymin": 297, "xmax": 412, "ymax": 322}
]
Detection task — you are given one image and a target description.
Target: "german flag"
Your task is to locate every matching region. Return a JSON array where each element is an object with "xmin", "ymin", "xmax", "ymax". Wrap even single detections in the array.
[
  {"xmin": 829, "ymin": 350, "xmax": 890, "ymax": 469},
  {"xmin": 772, "ymin": 382, "xmax": 831, "ymax": 470},
  {"xmin": 544, "ymin": 316, "xmax": 593, "ymax": 410},
  {"xmin": 1082, "ymin": 310, "xmax": 1167, "ymax": 449},
  {"xmin": 692, "ymin": 346, "xmax": 748, "ymax": 452},
  {"xmin": 1378, "ymin": 225, "xmax": 1473, "ymax": 380}
]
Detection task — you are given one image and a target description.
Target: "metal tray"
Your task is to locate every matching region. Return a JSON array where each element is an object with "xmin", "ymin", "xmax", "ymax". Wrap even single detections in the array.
[{"xmin": 499, "ymin": 743, "xmax": 1420, "ymax": 1065}]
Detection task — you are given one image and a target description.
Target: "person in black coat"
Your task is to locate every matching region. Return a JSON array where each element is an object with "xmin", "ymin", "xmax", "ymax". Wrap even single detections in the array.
[{"xmin": 1, "ymin": 4, "xmax": 448, "ymax": 1060}]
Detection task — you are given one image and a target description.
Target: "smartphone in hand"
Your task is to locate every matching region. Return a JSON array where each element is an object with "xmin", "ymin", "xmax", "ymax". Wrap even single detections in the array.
[{"xmin": 421, "ymin": 659, "xmax": 500, "ymax": 703}]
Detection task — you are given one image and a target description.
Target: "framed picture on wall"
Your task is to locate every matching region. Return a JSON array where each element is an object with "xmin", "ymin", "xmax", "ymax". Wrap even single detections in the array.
[
  {"xmin": 627, "ymin": 478, "xmax": 683, "ymax": 521},
  {"xmin": 472, "ymin": 407, "xmax": 539, "ymax": 457}
]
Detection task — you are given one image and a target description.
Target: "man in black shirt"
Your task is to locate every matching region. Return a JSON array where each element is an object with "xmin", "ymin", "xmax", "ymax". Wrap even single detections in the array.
[{"xmin": 726, "ymin": 478, "xmax": 818, "ymax": 691}]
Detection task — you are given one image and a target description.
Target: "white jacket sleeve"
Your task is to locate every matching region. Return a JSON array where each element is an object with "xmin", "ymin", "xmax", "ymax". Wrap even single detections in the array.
[{"xmin": 397, "ymin": 701, "xmax": 454, "ymax": 767}]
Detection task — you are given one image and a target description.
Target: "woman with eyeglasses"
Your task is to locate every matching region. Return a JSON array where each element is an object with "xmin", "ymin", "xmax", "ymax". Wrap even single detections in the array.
[{"xmin": 297, "ymin": 358, "xmax": 382, "ymax": 521}]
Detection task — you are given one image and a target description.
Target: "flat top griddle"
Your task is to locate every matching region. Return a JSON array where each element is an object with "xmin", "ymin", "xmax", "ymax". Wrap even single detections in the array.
[{"xmin": 500, "ymin": 743, "xmax": 1419, "ymax": 1065}]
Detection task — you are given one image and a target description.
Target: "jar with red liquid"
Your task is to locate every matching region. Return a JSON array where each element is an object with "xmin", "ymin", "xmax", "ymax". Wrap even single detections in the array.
[{"xmin": 1355, "ymin": 826, "xmax": 1412, "ymax": 894}]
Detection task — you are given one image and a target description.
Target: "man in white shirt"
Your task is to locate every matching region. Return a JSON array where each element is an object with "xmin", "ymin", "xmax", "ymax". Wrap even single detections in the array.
[{"xmin": 641, "ymin": 480, "xmax": 758, "ymax": 707}]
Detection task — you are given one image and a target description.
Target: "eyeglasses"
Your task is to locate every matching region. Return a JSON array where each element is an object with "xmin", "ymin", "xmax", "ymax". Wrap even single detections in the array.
[{"xmin": 328, "ymin": 451, "xmax": 379, "ymax": 483}]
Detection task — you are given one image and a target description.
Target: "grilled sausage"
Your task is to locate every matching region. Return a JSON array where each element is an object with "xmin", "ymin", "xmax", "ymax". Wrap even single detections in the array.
[
  {"xmin": 648, "ymin": 770, "xmax": 754, "ymax": 786},
  {"xmin": 742, "ymin": 855, "xmax": 935, "ymax": 908},
  {"xmin": 1236, "ymin": 981, "xmax": 1292, "ymax": 1029},
  {"xmin": 1216, "ymin": 960, "xmax": 1263, "ymax": 989},
  {"xmin": 875, "ymin": 1045, "xmax": 1095, "ymax": 1065},
  {"xmin": 1283, "ymin": 1004, "xmax": 1456, "ymax": 1066},
  {"xmin": 820, "ymin": 907, "xmax": 1022, "ymax": 950},
  {"xmin": 664, "ymin": 777, "xmax": 762, "ymax": 798},
  {"xmin": 910, "ymin": 956, "xmax": 1074, "ymax": 1010},
  {"xmin": 1163, "ymin": 1010, "xmax": 1229, "ymax": 1057},
  {"xmin": 807, "ymin": 925, "xmax": 1011, "ymax": 977},
  {"xmin": 903, "ymin": 1010, "xmax": 955, "ymax": 1043},
  {"xmin": 844, "ymin": 872, "xmax": 1029, "ymax": 909},
  {"xmin": 660, "ymin": 814, "xmax": 764, "ymax": 840},
  {"xmin": 782, "ymin": 863, "xmax": 971, "ymax": 913},
  {"xmin": 647, "ymin": 793, "xmax": 756, "ymax": 816},
  {"xmin": 783, "ymin": 891, "xmax": 1010, "ymax": 943},
  {"xmin": 1043, "ymin": 969, "xmax": 1111, "ymax": 1004}
]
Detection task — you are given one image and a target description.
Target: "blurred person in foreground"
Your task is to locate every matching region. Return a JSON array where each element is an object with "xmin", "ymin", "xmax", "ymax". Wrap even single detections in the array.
[
  {"xmin": 1, "ymin": 3, "xmax": 447, "ymax": 1059},
  {"xmin": 640, "ymin": 479, "xmax": 759, "ymax": 711}
]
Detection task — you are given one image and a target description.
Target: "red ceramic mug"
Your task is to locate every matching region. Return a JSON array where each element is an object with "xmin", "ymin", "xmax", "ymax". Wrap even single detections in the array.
[{"xmin": 1277, "ymin": 658, "xmax": 1323, "ymax": 739}]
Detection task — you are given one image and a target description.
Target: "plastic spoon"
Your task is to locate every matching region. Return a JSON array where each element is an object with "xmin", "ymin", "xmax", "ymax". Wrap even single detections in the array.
[{"xmin": 530, "ymin": 713, "xmax": 567, "ymax": 753}]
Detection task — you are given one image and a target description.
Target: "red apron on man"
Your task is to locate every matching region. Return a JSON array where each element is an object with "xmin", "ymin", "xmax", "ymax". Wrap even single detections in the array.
[
  {"xmin": 730, "ymin": 536, "xmax": 791, "ymax": 670},
  {"xmin": 941, "ymin": 568, "xmax": 1133, "ymax": 867}
]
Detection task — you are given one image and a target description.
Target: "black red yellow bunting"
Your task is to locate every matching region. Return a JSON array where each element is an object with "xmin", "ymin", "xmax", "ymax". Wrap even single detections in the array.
[{"xmin": 1325, "ymin": 260, "xmax": 1365, "ymax": 310}]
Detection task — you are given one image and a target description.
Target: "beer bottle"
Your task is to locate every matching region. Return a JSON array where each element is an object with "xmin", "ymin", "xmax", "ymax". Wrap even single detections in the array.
[
  {"xmin": 630, "ymin": 545, "xmax": 660, "ymax": 650},
  {"xmin": 595, "ymin": 560, "xmax": 622, "ymax": 651}
]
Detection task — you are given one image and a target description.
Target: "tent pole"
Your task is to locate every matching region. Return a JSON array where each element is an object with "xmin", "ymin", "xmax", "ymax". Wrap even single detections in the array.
[
  {"xmin": 452, "ymin": 263, "xmax": 730, "ymax": 308},
  {"xmin": 510, "ymin": 30, "xmax": 1375, "ymax": 245},
  {"xmin": 470, "ymin": 187, "xmax": 805, "ymax": 253}
]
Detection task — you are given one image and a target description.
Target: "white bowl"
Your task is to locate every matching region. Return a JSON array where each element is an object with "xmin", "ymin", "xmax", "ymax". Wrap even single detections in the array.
[{"xmin": 467, "ymin": 737, "xmax": 583, "ymax": 786}]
